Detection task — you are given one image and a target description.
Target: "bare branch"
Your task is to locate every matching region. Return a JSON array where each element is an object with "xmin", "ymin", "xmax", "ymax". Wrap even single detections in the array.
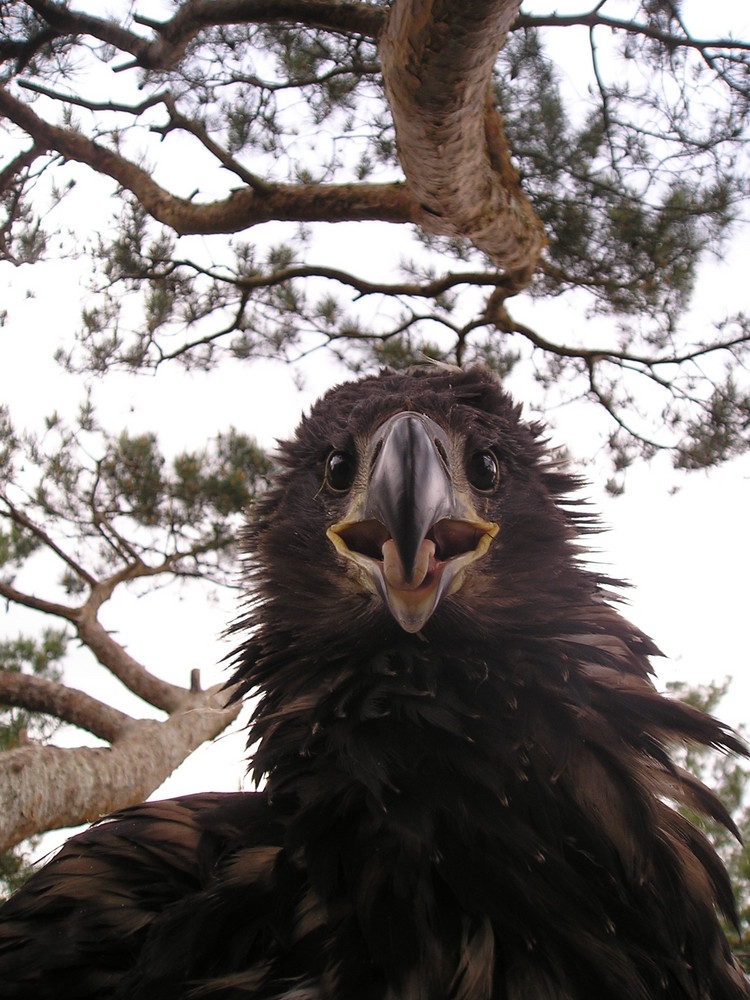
[
  {"xmin": 17, "ymin": 79, "xmax": 172, "ymax": 117},
  {"xmin": 0, "ymin": 146, "xmax": 42, "ymax": 196},
  {"xmin": 481, "ymin": 289, "xmax": 748, "ymax": 369},
  {"xmin": 73, "ymin": 583, "xmax": 192, "ymax": 713},
  {"xmin": 0, "ymin": 672, "xmax": 131, "ymax": 744},
  {"xmin": 0, "ymin": 576, "xmax": 193, "ymax": 713},
  {"xmin": 153, "ymin": 94, "xmax": 272, "ymax": 193},
  {"xmin": 0, "ymin": 83, "xmax": 417, "ymax": 234},
  {"xmin": 586, "ymin": 363, "xmax": 669, "ymax": 454},
  {"xmin": 0, "ymin": 684, "xmax": 241, "ymax": 852},
  {"xmin": 0, "ymin": 580, "xmax": 76, "ymax": 623},
  {"xmin": 21, "ymin": 0, "xmax": 386, "ymax": 72},
  {"xmin": 514, "ymin": 9, "xmax": 750, "ymax": 58},
  {"xmin": 226, "ymin": 59, "xmax": 381, "ymax": 94},
  {"xmin": 0, "ymin": 494, "xmax": 96, "ymax": 588},
  {"xmin": 134, "ymin": 258, "xmax": 514, "ymax": 299}
]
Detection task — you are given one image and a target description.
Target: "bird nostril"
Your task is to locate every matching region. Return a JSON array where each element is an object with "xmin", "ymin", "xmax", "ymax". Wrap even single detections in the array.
[{"xmin": 433, "ymin": 438, "xmax": 450, "ymax": 470}]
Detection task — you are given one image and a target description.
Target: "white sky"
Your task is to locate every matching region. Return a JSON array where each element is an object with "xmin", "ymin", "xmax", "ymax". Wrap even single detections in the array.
[{"xmin": 1, "ymin": 0, "xmax": 749, "ymax": 852}]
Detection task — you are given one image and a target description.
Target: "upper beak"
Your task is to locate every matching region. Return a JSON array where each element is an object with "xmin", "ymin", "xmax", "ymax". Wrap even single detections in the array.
[{"xmin": 327, "ymin": 412, "xmax": 498, "ymax": 633}]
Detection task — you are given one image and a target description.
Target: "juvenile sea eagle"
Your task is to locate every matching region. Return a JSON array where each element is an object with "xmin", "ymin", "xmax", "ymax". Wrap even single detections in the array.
[{"xmin": 0, "ymin": 366, "xmax": 747, "ymax": 999}]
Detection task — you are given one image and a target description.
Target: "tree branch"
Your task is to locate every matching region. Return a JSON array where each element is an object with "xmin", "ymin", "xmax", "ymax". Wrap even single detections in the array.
[
  {"xmin": 5, "ymin": 1, "xmax": 548, "ymax": 284},
  {"xmin": 0, "ymin": 146, "xmax": 41, "ymax": 196},
  {"xmin": 0, "ymin": 553, "xmax": 198, "ymax": 714},
  {"xmin": 22, "ymin": 0, "xmax": 386, "ymax": 72},
  {"xmin": 503, "ymin": 310, "xmax": 750, "ymax": 370},
  {"xmin": 0, "ymin": 23, "xmax": 58, "ymax": 74},
  {"xmin": 136, "ymin": 258, "xmax": 515, "ymax": 300},
  {"xmin": 0, "ymin": 580, "xmax": 76, "ymax": 622},
  {"xmin": 0, "ymin": 83, "xmax": 416, "ymax": 234},
  {"xmin": 0, "ymin": 683, "xmax": 241, "ymax": 852},
  {"xmin": 0, "ymin": 672, "xmax": 131, "ymax": 744},
  {"xmin": 514, "ymin": 9, "xmax": 750, "ymax": 58},
  {"xmin": 17, "ymin": 79, "xmax": 172, "ymax": 117},
  {"xmin": 379, "ymin": 0, "xmax": 546, "ymax": 277},
  {"xmin": 224, "ymin": 59, "xmax": 381, "ymax": 95},
  {"xmin": 72, "ymin": 584, "xmax": 194, "ymax": 714},
  {"xmin": 0, "ymin": 494, "xmax": 96, "ymax": 588},
  {"xmin": 154, "ymin": 94, "xmax": 272, "ymax": 193}
]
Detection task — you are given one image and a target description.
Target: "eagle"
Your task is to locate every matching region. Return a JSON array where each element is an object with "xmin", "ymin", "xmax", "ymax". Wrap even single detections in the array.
[{"xmin": 0, "ymin": 365, "xmax": 747, "ymax": 999}]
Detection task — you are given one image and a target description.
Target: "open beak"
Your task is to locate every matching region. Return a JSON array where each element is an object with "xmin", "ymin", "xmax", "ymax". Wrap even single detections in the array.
[{"xmin": 327, "ymin": 412, "xmax": 498, "ymax": 633}]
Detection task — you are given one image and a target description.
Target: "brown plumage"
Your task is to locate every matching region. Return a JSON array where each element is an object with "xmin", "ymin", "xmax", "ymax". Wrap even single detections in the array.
[{"xmin": 0, "ymin": 365, "xmax": 747, "ymax": 999}]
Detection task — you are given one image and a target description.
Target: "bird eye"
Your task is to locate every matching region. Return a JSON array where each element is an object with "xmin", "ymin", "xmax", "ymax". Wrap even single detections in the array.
[
  {"xmin": 325, "ymin": 449, "xmax": 357, "ymax": 493},
  {"xmin": 466, "ymin": 450, "xmax": 499, "ymax": 493}
]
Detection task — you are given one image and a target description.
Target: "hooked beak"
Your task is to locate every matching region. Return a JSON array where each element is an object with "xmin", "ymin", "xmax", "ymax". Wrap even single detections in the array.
[{"xmin": 327, "ymin": 412, "xmax": 498, "ymax": 633}]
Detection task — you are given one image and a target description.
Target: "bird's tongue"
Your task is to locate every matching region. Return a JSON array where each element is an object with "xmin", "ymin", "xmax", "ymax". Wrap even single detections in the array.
[{"xmin": 382, "ymin": 537, "xmax": 436, "ymax": 591}]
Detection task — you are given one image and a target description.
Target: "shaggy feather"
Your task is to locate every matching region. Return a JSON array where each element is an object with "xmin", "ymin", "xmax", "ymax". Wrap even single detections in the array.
[{"xmin": 0, "ymin": 366, "xmax": 747, "ymax": 999}]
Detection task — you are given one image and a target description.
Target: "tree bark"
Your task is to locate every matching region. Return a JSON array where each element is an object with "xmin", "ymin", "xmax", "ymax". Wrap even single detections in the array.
[
  {"xmin": 380, "ymin": 0, "xmax": 545, "ymax": 279},
  {"xmin": 0, "ymin": 683, "xmax": 240, "ymax": 853},
  {"xmin": 0, "ymin": 557, "xmax": 242, "ymax": 850},
  {"xmin": 0, "ymin": 672, "xmax": 130, "ymax": 744}
]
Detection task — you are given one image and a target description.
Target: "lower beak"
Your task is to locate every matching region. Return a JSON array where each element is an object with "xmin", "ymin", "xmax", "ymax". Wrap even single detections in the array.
[{"xmin": 327, "ymin": 413, "xmax": 498, "ymax": 633}]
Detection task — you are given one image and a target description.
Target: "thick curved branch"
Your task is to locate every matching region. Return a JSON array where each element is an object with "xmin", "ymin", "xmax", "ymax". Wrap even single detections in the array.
[
  {"xmin": 0, "ymin": 672, "xmax": 131, "ymax": 743},
  {"xmin": 5, "ymin": 1, "xmax": 547, "ymax": 277},
  {"xmin": 0, "ymin": 684, "xmax": 241, "ymax": 852},
  {"xmin": 0, "ymin": 84, "xmax": 416, "ymax": 234},
  {"xmin": 379, "ymin": 0, "xmax": 546, "ymax": 278}
]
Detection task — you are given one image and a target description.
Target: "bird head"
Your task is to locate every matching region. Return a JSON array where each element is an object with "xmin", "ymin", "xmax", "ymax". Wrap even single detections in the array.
[
  {"xmin": 247, "ymin": 365, "xmax": 594, "ymax": 647},
  {"xmin": 325, "ymin": 408, "xmax": 499, "ymax": 632}
]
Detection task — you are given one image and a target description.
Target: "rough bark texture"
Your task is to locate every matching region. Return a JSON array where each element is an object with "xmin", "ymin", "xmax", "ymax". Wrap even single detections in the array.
[
  {"xmin": 0, "ymin": 673, "xmax": 131, "ymax": 744},
  {"xmin": 0, "ymin": 684, "xmax": 240, "ymax": 853},
  {"xmin": 380, "ymin": 0, "xmax": 545, "ymax": 279}
]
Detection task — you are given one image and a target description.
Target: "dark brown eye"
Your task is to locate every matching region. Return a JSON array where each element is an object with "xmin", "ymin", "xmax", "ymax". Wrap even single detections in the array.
[
  {"xmin": 325, "ymin": 449, "xmax": 356, "ymax": 493},
  {"xmin": 466, "ymin": 450, "xmax": 499, "ymax": 493}
]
